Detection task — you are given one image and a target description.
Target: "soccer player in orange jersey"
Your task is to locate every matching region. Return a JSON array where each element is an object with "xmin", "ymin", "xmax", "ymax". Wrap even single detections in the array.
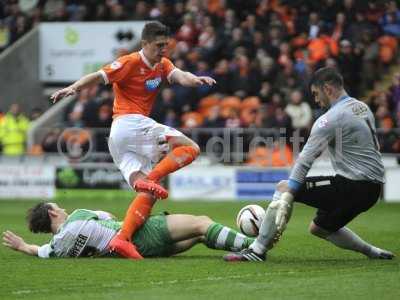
[{"xmin": 51, "ymin": 21, "xmax": 216, "ymax": 260}]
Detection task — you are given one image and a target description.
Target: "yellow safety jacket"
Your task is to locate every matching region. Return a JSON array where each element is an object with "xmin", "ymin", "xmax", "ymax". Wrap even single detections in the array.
[{"xmin": 0, "ymin": 113, "xmax": 30, "ymax": 155}]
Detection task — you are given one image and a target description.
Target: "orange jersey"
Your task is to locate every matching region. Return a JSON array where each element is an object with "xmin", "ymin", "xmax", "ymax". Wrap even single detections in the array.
[{"xmin": 101, "ymin": 51, "xmax": 176, "ymax": 117}]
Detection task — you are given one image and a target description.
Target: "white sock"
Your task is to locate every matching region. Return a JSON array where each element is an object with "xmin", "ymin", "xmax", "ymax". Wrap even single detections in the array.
[
  {"xmin": 250, "ymin": 239, "xmax": 266, "ymax": 255},
  {"xmin": 326, "ymin": 227, "xmax": 378, "ymax": 257}
]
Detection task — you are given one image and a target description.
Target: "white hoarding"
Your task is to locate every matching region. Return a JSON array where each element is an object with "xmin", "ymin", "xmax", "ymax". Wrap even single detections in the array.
[
  {"xmin": 39, "ymin": 22, "xmax": 146, "ymax": 82},
  {"xmin": 0, "ymin": 165, "xmax": 55, "ymax": 199},
  {"xmin": 170, "ymin": 166, "xmax": 236, "ymax": 200},
  {"xmin": 384, "ymin": 168, "xmax": 400, "ymax": 202}
]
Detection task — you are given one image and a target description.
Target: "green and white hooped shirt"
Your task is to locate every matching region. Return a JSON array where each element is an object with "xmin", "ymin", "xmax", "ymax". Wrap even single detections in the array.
[{"xmin": 37, "ymin": 209, "xmax": 121, "ymax": 258}]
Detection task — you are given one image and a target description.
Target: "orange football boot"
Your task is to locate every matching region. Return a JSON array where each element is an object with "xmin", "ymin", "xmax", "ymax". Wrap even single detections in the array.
[
  {"xmin": 109, "ymin": 235, "xmax": 143, "ymax": 260},
  {"xmin": 133, "ymin": 178, "xmax": 168, "ymax": 199}
]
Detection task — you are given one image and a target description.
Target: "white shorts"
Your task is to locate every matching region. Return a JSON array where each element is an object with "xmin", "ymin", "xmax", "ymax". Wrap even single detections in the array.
[{"xmin": 108, "ymin": 114, "xmax": 183, "ymax": 187}]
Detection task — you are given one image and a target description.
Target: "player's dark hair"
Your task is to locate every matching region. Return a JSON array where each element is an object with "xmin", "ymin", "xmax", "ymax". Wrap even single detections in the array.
[
  {"xmin": 26, "ymin": 202, "xmax": 52, "ymax": 233},
  {"xmin": 310, "ymin": 67, "xmax": 344, "ymax": 89},
  {"xmin": 141, "ymin": 21, "xmax": 170, "ymax": 42}
]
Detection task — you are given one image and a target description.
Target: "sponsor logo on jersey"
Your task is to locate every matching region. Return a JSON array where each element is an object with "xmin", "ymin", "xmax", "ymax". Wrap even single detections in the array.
[
  {"xmin": 318, "ymin": 116, "xmax": 328, "ymax": 128},
  {"xmin": 68, "ymin": 234, "xmax": 88, "ymax": 257},
  {"xmin": 352, "ymin": 103, "xmax": 368, "ymax": 116},
  {"xmin": 145, "ymin": 77, "xmax": 162, "ymax": 91},
  {"xmin": 110, "ymin": 61, "xmax": 122, "ymax": 70}
]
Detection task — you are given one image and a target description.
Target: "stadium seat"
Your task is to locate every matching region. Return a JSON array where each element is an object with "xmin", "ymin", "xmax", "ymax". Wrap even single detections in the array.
[{"xmin": 181, "ymin": 112, "xmax": 204, "ymax": 128}]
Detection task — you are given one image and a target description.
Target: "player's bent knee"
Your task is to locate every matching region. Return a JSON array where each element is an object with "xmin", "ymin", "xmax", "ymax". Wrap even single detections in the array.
[
  {"xmin": 191, "ymin": 142, "xmax": 201, "ymax": 156},
  {"xmin": 195, "ymin": 215, "xmax": 213, "ymax": 234},
  {"xmin": 129, "ymin": 171, "xmax": 146, "ymax": 188},
  {"xmin": 308, "ymin": 222, "xmax": 328, "ymax": 238},
  {"xmin": 276, "ymin": 180, "xmax": 289, "ymax": 192}
]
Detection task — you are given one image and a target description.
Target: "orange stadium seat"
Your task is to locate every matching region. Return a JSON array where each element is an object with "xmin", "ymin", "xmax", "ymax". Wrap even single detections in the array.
[
  {"xmin": 181, "ymin": 112, "xmax": 204, "ymax": 128},
  {"xmin": 220, "ymin": 96, "xmax": 241, "ymax": 118},
  {"xmin": 241, "ymin": 96, "xmax": 261, "ymax": 111},
  {"xmin": 198, "ymin": 95, "xmax": 220, "ymax": 116},
  {"xmin": 246, "ymin": 145, "xmax": 293, "ymax": 167}
]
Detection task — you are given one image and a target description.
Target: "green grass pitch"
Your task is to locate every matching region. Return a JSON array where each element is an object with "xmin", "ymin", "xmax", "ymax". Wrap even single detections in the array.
[{"xmin": 0, "ymin": 190, "xmax": 399, "ymax": 300}]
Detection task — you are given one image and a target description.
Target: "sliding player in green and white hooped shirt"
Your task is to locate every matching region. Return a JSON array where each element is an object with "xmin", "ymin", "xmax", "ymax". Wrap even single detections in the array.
[{"xmin": 2, "ymin": 202, "xmax": 254, "ymax": 259}]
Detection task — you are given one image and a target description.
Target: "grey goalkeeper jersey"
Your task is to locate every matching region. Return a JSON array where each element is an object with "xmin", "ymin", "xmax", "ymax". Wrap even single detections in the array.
[
  {"xmin": 37, "ymin": 209, "xmax": 120, "ymax": 258},
  {"xmin": 290, "ymin": 96, "xmax": 385, "ymax": 184}
]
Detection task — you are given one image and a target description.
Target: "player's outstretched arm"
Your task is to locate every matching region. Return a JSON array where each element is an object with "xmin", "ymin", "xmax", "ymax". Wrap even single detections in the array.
[
  {"xmin": 50, "ymin": 71, "xmax": 105, "ymax": 103},
  {"xmin": 2, "ymin": 231, "xmax": 39, "ymax": 256},
  {"xmin": 170, "ymin": 69, "xmax": 216, "ymax": 87}
]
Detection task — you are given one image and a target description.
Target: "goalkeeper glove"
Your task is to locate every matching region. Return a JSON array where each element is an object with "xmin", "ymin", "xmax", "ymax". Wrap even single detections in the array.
[{"xmin": 275, "ymin": 192, "xmax": 294, "ymax": 232}]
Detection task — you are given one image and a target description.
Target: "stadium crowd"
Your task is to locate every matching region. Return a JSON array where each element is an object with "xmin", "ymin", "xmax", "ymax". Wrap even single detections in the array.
[{"xmin": 1, "ymin": 0, "xmax": 400, "ymax": 160}]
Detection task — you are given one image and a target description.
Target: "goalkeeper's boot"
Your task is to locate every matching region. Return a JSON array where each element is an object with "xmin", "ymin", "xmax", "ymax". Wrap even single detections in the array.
[
  {"xmin": 223, "ymin": 248, "xmax": 266, "ymax": 262},
  {"xmin": 368, "ymin": 247, "xmax": 395, "ymax": 260},
  {"xmin": 133, "ymin": 179, "xmax": 168, "ymax": 200},
  {"xmin": 109, "ymin": 235, "xmax": 143, "ymax": 260}
]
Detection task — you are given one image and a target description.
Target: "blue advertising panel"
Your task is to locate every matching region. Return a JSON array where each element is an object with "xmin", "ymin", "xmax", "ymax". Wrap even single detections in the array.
[{"xmin": 235, "ymin": 169, "xmax": 289, "ymax": 200}]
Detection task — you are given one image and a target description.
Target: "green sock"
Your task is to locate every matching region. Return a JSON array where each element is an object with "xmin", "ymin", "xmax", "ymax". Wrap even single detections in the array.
[{"xmin": 205, "ymin": 222, "xmax": 254, "ymax": 251}]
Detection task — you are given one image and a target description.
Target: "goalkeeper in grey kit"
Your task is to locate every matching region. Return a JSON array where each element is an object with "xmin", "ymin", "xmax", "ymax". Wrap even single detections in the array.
[{"xmin": 225, "ymin": 67, "xmax": 394, "ymax": 262}]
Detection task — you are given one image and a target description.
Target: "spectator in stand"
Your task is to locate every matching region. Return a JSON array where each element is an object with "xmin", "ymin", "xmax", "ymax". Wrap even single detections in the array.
[
  {"xmin": 359, "ymin": 29, "xmax": 380, "ymax": 91},
  {"xmin": 225, "ymin": 108, "xmax": 241, "ymax": 129},
  {"xmin": 218, "ymin": 8, "xmax": 238, "ymax": 39},
  {"xmin": 151, "ymin": 88, "xmax": 179, "ymax": 124},
  {"xmin": 379, "ymin": 1, "xmax": 400, "ymax": 37},
  {"xmin": 258, "ymin": 81, "xmax": 274, "ymax": 103},
  {"xmin": 131, "ymin": 1, "xmax": 149, "ymax": 21},
  {"xmin": 175, "ymin": 13, "xmax": 198, "ymax": 50},
  {"xmin": 230, "ymin": 54, "xmax": 253, "ymax": 98},
  {"xmin": 164, "ymin": 109, "xmax": 179, "ymax": 128},
  {"xmin": 93, "ymin": 104, "xmax": 112, "ymax": 153},
  {"xmin": 389, "ymin": 73, "xmax": 400, "ymax": 114},
  {"xmin": 0, "ymin": 19, "xmax": 10, "ymax": 51},
  {"xmin": 331, "ymin": 12, "xmax": 350, "ymax": 42},
  {"xmin": 259, "ymin": 104, "xmax": 293, "ymax": 140},
  {"xmin": 257, "ymin": 55, "xmax": 277, "ymax": 84},
  {"xmin": 275, "ymin": 61, "xmax": 303, "ymax": 99},
  {"xmin": 81, "ymin": 85, "xmax": 105, "ymax": 128},
  {"xmin": 365, "ymin": 1, "xmax": 384, "ymax": 24},
  {"xmin": 0, "ymin": 103, "xmax": 30, "ymax": 156},
  {"xmin": 320, "ymin": 0, "xmax": 341, "ymax": 29},
  {"xmin": 203, "ymin": 105, "xmax": 225, "ymax": 128},
  {"xmin": 348, "ymin": 11, "xmax": 377, "ymax": 44},
  {"xmin": 64, "ymin": 89, "xmax": 90, "ymax": 127},
  {"xmin": 307, "ymin": 12, "xmax": 324, "ymax": 40},
  {"xmin": 337, "ymin": 39, "xmax": 362, "ymax": 97},
  {"xmin": 194, "ymin": 60, "xmax": 215, "ymax": 98},
  {"xmin": 285, "ymin": 89, "xmax": 312, "ymax": 136},
  {"xmin": 213, "ymin": 59, "xmax": 233, "ymax": 95},
  {"xmin": 5, "ymin": 2, "xmax": 31, "ymax": 45},
  {"xmin": 375, "ymin": 105, "xmax": 398, "ymax": 153},
  {"xmin": 170, "ymin": 58, "xmax": 195, "ymax": 112},
  {"xmin": 223, "ymin": 27, "xmax": 251, "ymax": 59},
  {"xmin": 342, "ymin": 0, "xmax": 358, "ymax": 23}
]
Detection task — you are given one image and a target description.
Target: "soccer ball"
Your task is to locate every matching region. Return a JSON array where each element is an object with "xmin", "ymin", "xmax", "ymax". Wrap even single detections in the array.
[{"xmin": 236, "ymin": 204, "xmax": 266, "ymax": 237}]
